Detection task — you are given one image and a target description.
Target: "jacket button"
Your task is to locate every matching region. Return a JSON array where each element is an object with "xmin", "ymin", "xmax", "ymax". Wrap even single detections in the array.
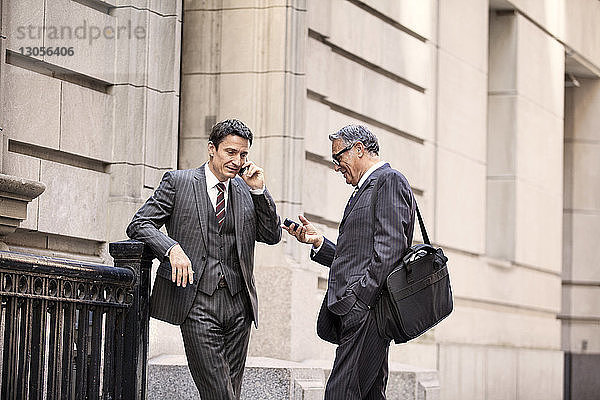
[{"xmin": 202, "ymin": 256, "xmax": 206, "ymax": 261}]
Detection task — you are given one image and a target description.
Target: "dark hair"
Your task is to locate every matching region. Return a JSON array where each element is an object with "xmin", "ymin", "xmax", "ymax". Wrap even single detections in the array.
[
  {"xmin": 209, "ymin": 119, "xmax": 253, "ymax": 148},
  {"xmin": 329, "ymin": 124, "xmax": 379, "ymax": 155}
]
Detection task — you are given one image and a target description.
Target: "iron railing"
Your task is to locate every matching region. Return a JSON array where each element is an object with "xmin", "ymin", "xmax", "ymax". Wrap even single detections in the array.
[{"xmin": 0, "ymin": 240, "xmax": 152, "ymax": 399}]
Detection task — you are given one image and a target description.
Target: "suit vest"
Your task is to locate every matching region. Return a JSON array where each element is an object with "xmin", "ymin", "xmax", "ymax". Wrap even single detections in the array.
[{"xmin": 196, "ymin": 187, "xmax": 243, "ymax": 296}]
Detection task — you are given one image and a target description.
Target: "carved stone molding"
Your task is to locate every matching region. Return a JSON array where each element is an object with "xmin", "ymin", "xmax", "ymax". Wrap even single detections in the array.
[{"xmin": 0, "ymin": 173, "xmax": 46, "ymax": 250}]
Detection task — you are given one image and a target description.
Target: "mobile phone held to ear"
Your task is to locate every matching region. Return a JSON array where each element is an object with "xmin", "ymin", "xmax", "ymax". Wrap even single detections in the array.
[
  {"xmin": 238, "ymin": 165, "xmax": 248, "ymax": 176},
  {"xmin": 283, "ymin": 218, "xmax": 300, "ymax": 231}
]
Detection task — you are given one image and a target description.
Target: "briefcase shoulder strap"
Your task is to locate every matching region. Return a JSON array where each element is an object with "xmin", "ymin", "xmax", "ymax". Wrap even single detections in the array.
[{"xmin": 369, "ymin": 174, "xmax": 431, "ymax": 246}]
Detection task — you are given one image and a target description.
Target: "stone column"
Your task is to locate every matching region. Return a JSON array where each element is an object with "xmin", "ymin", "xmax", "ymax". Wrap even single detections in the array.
[
  {"xmin": 179, "ymin": 1, "xmax": 307, "ymax": 360},
  {"xmin": 484, "ymin": 10, "xmax": 565, "ymax": 399},
  {"xmin": 562, "ymin": 78, "xmax": 600, "ymax": 399}
]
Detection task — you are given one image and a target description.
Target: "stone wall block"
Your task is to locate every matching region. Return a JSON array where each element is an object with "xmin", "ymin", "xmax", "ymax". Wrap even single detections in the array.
[
  {"xmin": 304, "ymin": 98, "xmax": 331, "ymax": 156},
  {"xmin": 568, "ymin": 78, "xmax": 600, "ymax": 141},
  {"xmin": 147, "ymin": 13, "xmax": 178, "ymax": 92},
  {"xmin": 329, "ymin": 0, "xmax": 429, "ymax": 89},
  {"xmin": 453, "ymin": 251, "xmax": 561, "ymax": 312},
  {"xmin": 111, "ymin": 85, "xmax": 147, "ymax": 164},
  {"xmin": 567, "ymin": 142, "xmax": 600, "ymax": 210},
  {"xmin": 562, "ymin": 319, "xmax": 600, "ymax": 353},
  {"xmin": 248, "ymin": 265, "xmax": 293, "ymax": 360},
  {"xmin": 516, "ymin": 15, "xmax": 564, "ymax": 118},
  {"xmin": 437, "ymin": 51, "xmax": 487, "ymax": 162},
  {"xmin": 107, "ymin": 198, "xmax": 145, "ymax": 243},
  {"xmin": 564, "ymin": 286, "xmax": 600, "ymax": 318},
  {"xmin": 38, "ymin": 160, "xmax": 109, "ymax": 242},
  {"xmin": 438, "ymin": 345, "xmax": 486, "ymax": 400},
  {"xmin": 108, "ymin": 163, "xmax": 144, "ymax": 198},
  {"xmin": 486, "ymin": 179, "xmax": 516, "ymax": 260},
  {"xmin": 306, "ymin": 37, "xmax": 331, "ymax": 96},
  {"xmin": 329, "ymin": 51, "xmax": 427, "ymax": 140},
  {"xmin": 303, "ymin": 161, "xmax": 353, "ymax": 224},
  {"xmin": 488, "ymin": 12, "xmax": 517, "ymax": 92},
  {"xmin": 307, "ymin": 0, "xmax": 331, "ymax": 37},
  {"xmin": 144, "ymin": 166, "xmax": 170, "ymax": 190},
  {"xmin": 181, "ymin": 9, "xmax": 221, "ymax": 74},
  {"xmin": 485, "ymin": 347, "xmax": 517, "ymax": 400},
  {"xmin": 60, "ymin": 82, "xmax": 113, "ymax": 162},
  {"xmin": 435, "ymin": 148, "xmax": 486, "ymax": 254},
  {"xmin": 514, "ymin": 181, "xmax": 562, "ymax": 272},
  {"xmin": 251, "ymin": 136, "xmax": 303, "ymax": 205},
  {"xmin": 0, "ymin": 64, "xmax": 61, "ymax": 149},
  {"xmin": 179, "ymin": 74, "xmax": 219, "ymax": 140},
  {"xmin": 145, "ymin": 91, "xmax": 178, "ymax": 169},
  {"xmin": 515, "ymin": 97, "xmax": 563, "ymax": 194},
  {"xmin": 439, "ymin": 0, "xmax": 488, "ymax": 71},
  {"xmin": 44, "ymin": 0, "xmax": 116, "ymax": 83},
  {"xmin": 113, "ymin": 7, "xmax": 149, "ymax": 87},
  {"xmin": 517, "ymin": 349, "xmax": 563, "ymax": 400},
  {"xmin": 487, "ymin": 95, "xmax": 517, "ymax": 176},
  {"xmin": 178, "ymin": 138, "xmax": 208, "ymax": 170},
  {"xmin": 149, "ymin": 0, "xmax": 179, "ymax": 16},
  {"xmin": 2, "ymin": 0, "xmax": 45, "ymax": 55},
  {"xmin": 360, "ymin": 0, "xmax": 433, "ymax": 40},
  {"xmin": 568, "ymin": 213, "xmax": 600, "ymax": 281}
]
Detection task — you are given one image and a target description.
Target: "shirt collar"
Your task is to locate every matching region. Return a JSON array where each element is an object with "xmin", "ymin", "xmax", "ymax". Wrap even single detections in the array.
[
  {"xmin": 357, "ymin": 161, "xmax": 385, "ymax": 189},
  {"xmin": 205, "ymin": 163, "xmax": 230, "ymax": 191}
]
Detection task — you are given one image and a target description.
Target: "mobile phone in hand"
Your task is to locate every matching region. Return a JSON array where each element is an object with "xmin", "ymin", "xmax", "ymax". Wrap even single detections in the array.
[
  {"xmin": 238, "ymin": 165, "xmax": 248, "ymax": 176},
  {"xmin": 283, "ymin": 218, "xmax": 300, "ymax": 230}
]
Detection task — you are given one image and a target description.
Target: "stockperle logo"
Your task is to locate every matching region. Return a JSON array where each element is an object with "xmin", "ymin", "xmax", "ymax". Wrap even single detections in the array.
[{"xmin": 15, "ymin": 19, "xmax": 146, "ymax": 45}]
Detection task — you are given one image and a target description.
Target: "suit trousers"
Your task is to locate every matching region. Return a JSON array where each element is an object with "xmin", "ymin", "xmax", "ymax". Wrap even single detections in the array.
[
  {"xmin": 325, "ymin": 300, "xmax": 390, "ymax": 400},
  {"xmin": 180, "ymin": 285, "xmax": 252, "ymax": 400}
]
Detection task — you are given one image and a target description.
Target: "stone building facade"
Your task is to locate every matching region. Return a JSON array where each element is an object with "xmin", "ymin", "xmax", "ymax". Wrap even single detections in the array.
[{"xmin": 1, "ymin": 0, "xmax": 599, "ymax": 399}]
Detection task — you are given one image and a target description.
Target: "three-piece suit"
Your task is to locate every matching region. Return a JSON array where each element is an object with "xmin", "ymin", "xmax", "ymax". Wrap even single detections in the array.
[{"xmin": 126, "ymin": 163, "xmax": 281, "ymax": 399}]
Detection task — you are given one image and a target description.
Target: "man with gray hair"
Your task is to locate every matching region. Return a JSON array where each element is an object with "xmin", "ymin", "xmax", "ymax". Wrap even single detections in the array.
[{"xmin": 284, "ymin": 124, "xmax": 416, "ymax": 399}]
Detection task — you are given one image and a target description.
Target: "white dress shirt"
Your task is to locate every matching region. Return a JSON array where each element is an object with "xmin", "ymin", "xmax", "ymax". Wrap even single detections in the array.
[{"xmin": 205, "ymin": 163, "xmax": 231, "ymax": 211}]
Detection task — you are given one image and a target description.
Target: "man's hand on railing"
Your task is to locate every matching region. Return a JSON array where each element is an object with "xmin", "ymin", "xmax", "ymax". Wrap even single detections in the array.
[{"xmin": 168, "ymin": 244, "xmax": 194, "ymax": 287}]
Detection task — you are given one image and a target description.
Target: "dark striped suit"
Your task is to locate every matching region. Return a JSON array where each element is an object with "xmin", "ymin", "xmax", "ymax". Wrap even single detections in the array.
[
  {"xmin": 126, "ymin": 164, "xmax": 281, "ymax": 399},
  {"xmin": 312, "ymin": 163, "xmax": 415, "ymax": 400}
]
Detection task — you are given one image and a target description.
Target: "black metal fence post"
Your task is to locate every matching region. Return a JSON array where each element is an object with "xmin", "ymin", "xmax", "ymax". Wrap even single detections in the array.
[{"xmin": 109, "ymin": 240, "xmax": 154, "ymax": 400}]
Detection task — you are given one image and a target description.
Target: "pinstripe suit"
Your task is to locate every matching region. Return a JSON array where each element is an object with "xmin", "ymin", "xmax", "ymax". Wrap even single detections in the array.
[
  {"xmin": 312, "ymin": 163, "xmax": 415, "ymax": 400},
  {"xmin": 126, "ymin": 164, "xmax": 281, "ymax": 399}
]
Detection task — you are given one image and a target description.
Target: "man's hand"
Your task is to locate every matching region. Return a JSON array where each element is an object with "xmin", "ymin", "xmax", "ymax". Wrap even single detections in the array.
[
  {"xmin": 282, "ymin": 215, "xmax": 324, "ymax": 248},
  {"xmin": 240, "ymin": 161, "xmax": 264, "ymax": 190},
  {"xmin": 169, "ymin": 244, "xmax": 194, "ymax": 287}
]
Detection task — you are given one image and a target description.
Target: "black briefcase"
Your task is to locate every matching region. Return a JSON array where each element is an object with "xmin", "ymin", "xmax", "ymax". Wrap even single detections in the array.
[{"xmin": 375, "ymin": 204, "xmax": 453, "ymax": 344}]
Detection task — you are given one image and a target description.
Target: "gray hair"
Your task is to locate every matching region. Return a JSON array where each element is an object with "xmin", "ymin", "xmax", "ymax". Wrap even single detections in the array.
[{"xmin": 329, "ymin": 125, "xmax": 379, "ymax": 155}]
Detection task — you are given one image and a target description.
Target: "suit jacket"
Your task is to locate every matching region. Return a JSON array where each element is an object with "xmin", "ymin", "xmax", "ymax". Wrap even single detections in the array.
[
  {"xmin": 311, "ymin": 163, "xmax": 415, "ymax": 343},
  {"xmin": 126, "ymin": 164, "xmax": 281, "ymax": 326}
]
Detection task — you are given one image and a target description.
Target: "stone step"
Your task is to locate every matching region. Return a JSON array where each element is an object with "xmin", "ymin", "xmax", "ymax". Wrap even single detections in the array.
[{"xmin": 147, "ymin": 356, "xmax": 439, "ymax": 400}]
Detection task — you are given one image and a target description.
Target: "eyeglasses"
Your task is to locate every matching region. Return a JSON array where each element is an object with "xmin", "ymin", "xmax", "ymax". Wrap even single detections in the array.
[{"xmin": 332, "ymin": 143, "xmax": 356, "ymax": 166}]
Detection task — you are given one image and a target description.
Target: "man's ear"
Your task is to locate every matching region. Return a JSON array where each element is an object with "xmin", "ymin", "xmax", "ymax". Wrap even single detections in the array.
[
  {"xmin": 355, "ymin": 142, "xmax": 364, "ymax": 157},
  {"xmin": 208, "ymin": 141, "xmax": 215, "ymax": 157}
]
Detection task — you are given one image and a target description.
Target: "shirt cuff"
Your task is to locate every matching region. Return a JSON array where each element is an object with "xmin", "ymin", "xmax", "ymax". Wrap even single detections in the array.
[
  {"xmin": 165, "ymin": 243, "xmax": 178, "ymax": 257},
  {"xmin": 249, "ymin": 186, "xmax": 265, "ymax": 195},
  {"xmin": 311, "ymin": 241, "xmax": 324, "ymax": 256}
]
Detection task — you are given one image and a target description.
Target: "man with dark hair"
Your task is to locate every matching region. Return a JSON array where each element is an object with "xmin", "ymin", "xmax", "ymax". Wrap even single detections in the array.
[
  {"xmin": 283, "ymin": 124, "xmax": 416, "ymax": 399},
  {"xmin": 127, "ymin": 118, "xmax": 281, "ymax": 399}
]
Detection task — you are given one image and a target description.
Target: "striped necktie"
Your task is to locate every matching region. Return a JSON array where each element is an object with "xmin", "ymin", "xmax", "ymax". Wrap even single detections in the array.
[{"xmin": 215, "ymin": 182, "xmax": 226, "ymax": 226}]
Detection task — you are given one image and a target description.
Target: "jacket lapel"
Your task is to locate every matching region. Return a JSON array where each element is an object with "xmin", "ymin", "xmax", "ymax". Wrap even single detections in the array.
[
  {"xmin": 193, "ymin": 164, "xmax": 209, "ymax": 249},
  {"xmin": 339, "ymin": 163, "xmax": 389, "ymax": 229}
]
